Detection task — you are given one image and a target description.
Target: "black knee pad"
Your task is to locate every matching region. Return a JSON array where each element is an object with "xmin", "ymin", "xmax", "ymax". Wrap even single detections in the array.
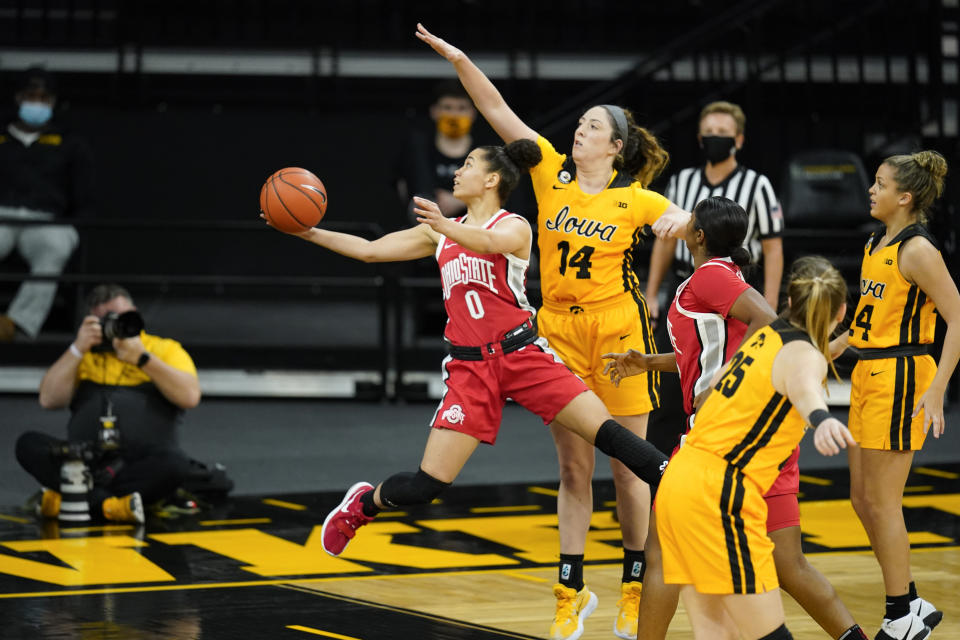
[
  {"xmin": 379, "ymin": 468, "xmax": 449, "ymax": 508},
  {"xmin": 758, "ymin": 624, "xmax": 792, "ymax": 640}
]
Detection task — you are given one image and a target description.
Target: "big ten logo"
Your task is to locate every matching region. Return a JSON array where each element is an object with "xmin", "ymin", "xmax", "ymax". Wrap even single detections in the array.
[
  {"xmin": 617, "ymin": 201, "xmax": 627, "ymax": 209},
  {"xmin": 860, "ymin": 279, "xmax": 886, "ymax": 299}
]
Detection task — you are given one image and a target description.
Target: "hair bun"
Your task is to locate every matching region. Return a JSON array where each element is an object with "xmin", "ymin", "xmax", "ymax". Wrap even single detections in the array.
[
  {"xmin": 504, "ymin": 138, "xmax": 543, "ymax": 172},
  {"xmin": 912, "ymin": 150, "xmax": 948, "ymax": 190}
]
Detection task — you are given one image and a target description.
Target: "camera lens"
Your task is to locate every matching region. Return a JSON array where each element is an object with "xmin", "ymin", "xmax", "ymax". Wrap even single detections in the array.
[{"xmin": 101, "ymin": 310, "xmax": 144, "ymax": 340}]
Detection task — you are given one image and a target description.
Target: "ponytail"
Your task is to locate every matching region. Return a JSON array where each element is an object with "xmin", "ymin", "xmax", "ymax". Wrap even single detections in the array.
[
  {"xmin": 600, "ymin": 105, "xmax": 669, "ymax": 187},
  {"xmin": 785, "ymin": 256, "xmax": 847, "ymax": 381}
]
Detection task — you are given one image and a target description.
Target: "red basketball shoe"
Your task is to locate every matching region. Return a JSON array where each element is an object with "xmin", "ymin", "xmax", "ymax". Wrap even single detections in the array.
[{"xmin": 321, "ymin": 482, "xmax": 375, "ymax": 557}]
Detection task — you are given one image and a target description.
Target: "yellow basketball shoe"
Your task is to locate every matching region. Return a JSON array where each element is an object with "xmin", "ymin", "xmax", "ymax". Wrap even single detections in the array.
[
  {"xmin": 549, "ymin": 583, "xmax": 598, "ymax": 640},
  {"xmin": 102, "ymin": 492, "xmax": 145, "ymax": 523},
  {"xmin": 614, "ymin": 581, "xmax": 643, "ymax": 639}
]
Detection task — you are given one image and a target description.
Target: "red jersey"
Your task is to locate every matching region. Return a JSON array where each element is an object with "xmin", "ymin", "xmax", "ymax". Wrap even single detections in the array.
[
  {"xmin": 437, "ymin": 210, "xmax": 536, "ymax": 346},
  {"xmin": 666, "ymin": 257, "xmax": 750, "ymax": 416},
  {"xmin": 666, "ymin": 257, "xmax": 799, "ymax": 498}
]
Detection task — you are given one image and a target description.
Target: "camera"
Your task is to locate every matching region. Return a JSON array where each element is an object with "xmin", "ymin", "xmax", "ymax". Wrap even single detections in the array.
[
  {"xmin": 101, "ymin": 310, "xmax": 144, "ymax": 340},
  {"xmin": 92, "ymin": 310, "xmax": 145, "ymax": 352}
]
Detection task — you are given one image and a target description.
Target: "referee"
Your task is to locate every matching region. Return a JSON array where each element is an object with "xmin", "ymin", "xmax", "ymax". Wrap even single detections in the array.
[{"xmin": 645, "ymin": 101, "xmax": 784, "ymax": 323}]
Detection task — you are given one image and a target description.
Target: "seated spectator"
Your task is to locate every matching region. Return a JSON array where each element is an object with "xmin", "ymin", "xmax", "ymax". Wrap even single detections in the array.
[
  {"xmin": 15, "ymin": 284, "xmax": 201, "ymax": 522},
  {"xmin": 0, "ymin": 66, "xmax": 94, "ymax": 341}
]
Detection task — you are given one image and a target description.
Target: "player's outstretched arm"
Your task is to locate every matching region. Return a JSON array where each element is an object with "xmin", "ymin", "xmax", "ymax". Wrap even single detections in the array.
[
  {"xmin": 416, "ymin": 23, "xmax": 536, "ymax": 145},
  {"xmin": 650, "ymin": 203, "xmax": 692, "ymax": 239},
  {"xmin": 601, "ymin": 350, "xmax": 678, "ymax": 387},
  {"xmin": 263, "ymin": 212, "xmax": 437, "ymax": 263},
  {"xmin": 413, "ymin": 196, "xmax": 529, "ymax": 256}
]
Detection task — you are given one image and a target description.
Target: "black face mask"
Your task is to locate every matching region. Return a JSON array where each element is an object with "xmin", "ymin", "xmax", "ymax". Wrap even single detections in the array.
[{"xmin": 700, "ymin": 136, "xmax": 737, "ymax": 164}]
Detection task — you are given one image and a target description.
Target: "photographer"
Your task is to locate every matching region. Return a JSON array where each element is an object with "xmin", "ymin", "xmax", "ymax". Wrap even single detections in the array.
[{"xmin": 15, "ymin": 284, "xmax": 200, "ymax": 522}]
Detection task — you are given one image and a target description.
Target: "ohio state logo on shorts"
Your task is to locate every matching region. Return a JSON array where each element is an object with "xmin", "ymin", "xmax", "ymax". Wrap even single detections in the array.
[{"xmin": 442, "ymin": 404, "xmax": 465, "ymax": 425}]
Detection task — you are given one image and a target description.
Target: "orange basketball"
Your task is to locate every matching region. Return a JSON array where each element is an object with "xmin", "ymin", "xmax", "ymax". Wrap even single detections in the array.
[{"xmin": 260, "ymin": 167, "xmax": 328, "ymax": 233}]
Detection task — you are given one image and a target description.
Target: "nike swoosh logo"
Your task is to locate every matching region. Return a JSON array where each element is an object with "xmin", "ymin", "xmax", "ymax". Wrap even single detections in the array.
[
  {"xmin": 552, "ymin": 185, "xmax": 566, "ymax": 190},
  {"xmin": 870, "ymin": 371, "xmax": 884, "ymax": 376},
  {"xmin": 444, "ymin": 243, "xmax": 457, "ymax": 250},
  {"xmin": 619, "ymin": 334, "xmax": 630, "ymax": 340}
]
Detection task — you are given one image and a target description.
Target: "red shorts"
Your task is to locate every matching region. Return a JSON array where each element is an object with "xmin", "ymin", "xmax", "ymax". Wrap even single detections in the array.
[
  {"xmin": 430, "ymin": 336, "xmax": 589, "ymax": 444},
  {"xmin": 765, "ymin": 446, "xmax": 800, "ymax": 497},
  {"xmin": 764, "ymin": 492, "xmax": 800, "ymax": 533}
]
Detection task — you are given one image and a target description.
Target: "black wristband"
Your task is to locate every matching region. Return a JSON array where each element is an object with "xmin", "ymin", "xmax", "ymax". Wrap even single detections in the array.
[
  {"xmin": 808, "ymin": 408, "xmax": 832, "ymax": 427},
  {"xmin": 136, "ymin": 351, "xmax": 151, "ymax": 368}
]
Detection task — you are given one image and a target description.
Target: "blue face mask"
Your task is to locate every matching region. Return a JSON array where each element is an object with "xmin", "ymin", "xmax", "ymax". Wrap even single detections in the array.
[{"xmin": 18, "ymin": 101, "xmax": 53, "ymax": 127}]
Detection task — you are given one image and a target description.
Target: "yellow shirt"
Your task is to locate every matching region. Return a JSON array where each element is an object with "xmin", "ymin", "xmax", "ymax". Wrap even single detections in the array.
[
  {"xmin": 77, "ymin": 332, "xmax": 197, "ymax": 386},
  {"xmin": 686, "ymin": 319, "xmax": 809, "ymax": 494},
  {"xmin": 849, "ymin": 224, "xmax": 938, "ymax": 350},
  {"xmin": 530, "ymin": 136, "xmax": 670, "ymax": 304}
]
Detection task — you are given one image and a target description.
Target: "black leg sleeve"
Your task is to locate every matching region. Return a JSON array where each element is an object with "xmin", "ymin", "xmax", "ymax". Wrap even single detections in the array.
[{"xmin": 594, "ymin": 420, "xmax": 669, "ymax": 487}]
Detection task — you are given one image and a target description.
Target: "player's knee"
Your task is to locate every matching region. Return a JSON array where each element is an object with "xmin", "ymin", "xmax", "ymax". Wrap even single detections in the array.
[{"xmin": 379, "ymin": 468, "xmax": 449, "ymax": 508}]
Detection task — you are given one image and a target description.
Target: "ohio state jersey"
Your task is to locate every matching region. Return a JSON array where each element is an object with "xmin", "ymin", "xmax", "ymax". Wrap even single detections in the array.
[
  {"xmin": 436, "ymin": 210, "xmax": 536, "ymax": 346},
  {"xmin": 666, "ymin": 257, "xmax": 750, "ymax": 415}
]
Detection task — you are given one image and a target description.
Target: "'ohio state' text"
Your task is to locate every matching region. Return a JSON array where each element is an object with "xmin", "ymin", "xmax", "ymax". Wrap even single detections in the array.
[{"xmin": 441, "ymin": 252, "xmax": 499, "ymax": 300}]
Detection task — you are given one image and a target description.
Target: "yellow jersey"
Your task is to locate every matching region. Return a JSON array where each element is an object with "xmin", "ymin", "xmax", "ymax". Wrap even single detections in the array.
[
  {"xmin": 530, "ymin": 136, "xmax": 670, "ymax": 304},
  {"xmin": 849, "ymin": 224, "xmax": 938, "ymax": 350},
  {"xmin": 685, "ymin": 319, "xmax": 810, "ymax": 494},
  {"xmin": 78, "ymin": 333, "xmax": 197, "ymax": 386}
]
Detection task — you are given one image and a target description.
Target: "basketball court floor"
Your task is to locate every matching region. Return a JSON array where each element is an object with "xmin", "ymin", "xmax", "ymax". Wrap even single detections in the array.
[{"xmin": 0, "ymin": 397, "xmax": 958, "ymax": 639}]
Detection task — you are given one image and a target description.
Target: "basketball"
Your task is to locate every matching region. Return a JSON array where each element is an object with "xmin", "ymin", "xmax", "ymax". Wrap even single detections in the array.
[{"xmin": 260, "ymin": 167, "xmax": 328, "ymax": 233}]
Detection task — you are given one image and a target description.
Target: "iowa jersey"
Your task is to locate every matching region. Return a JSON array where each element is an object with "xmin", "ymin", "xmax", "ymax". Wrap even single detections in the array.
[
  {"xmin": 685, "ymin": 318, "xmax": 810, "ymax": 494},
  {"xmin": 849, "ymin": 224, "xmax": 938, "ymax": 350},
  {"xmin": 530, "ymin": 136, "xmax": 670, "ymax": 304}
]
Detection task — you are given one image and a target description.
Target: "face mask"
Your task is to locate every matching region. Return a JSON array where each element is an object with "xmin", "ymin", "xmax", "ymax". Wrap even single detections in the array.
[
  {"xmin": 436, "ymin": 114, "xmax": 472, "ymax": 139},
  {"xmin": 18, "ymin": 101, "xmax": 53, "ymax": 127},
  {"xmin": 700, "ymin": 135, "xmax": 736, "ymax": 164}
]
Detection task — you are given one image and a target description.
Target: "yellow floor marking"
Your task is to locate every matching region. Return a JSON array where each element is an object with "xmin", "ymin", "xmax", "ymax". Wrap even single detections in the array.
[
  {"xmin": 262, "ymin": 498, "xmax": 307, "ymax": 511},
  {"xmin": 798, "ymin": 474, "xmax": 832, "ymax": 486},
  {"xmin": 501, "ymin": 571, "xmax": 550, "ymax": 584},
  {"xmin": 602, "ymin": 500, "xmax": 617, "ymax": 507},
  {"xmin": 469, "ymin": 505, "xmax": 541, "ymax": 513},
  {"xmin": 0, "ymin": 514, "xmax": 30, "ymax": 524},
  {"xmin": 3, "ymin": 548, "xmax": 959, "ymax": 600},
  {"xmin": 199, "ymin": 518, "xmax": 271, "ymax": 526},
  {"xmin": 287, "ymin": 625, "xmax": 360, "ymax": 639},
  {"xmin": 904, "ymin": 486, "xmax": 934, "ymax": 493},
  {"xmin": 915, "ymin": 466, "xmax": 960, "ymax": 479},
  {"xmin": 527, "ymin": 486, "xmax": 558, "ymax": 497}
]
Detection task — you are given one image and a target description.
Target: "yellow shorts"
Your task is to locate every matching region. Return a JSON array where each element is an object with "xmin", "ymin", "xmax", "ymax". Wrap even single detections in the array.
[
  {"xmin": 849, "ymin": 354, "xmax": 937, "ymax": 451},
  {"xmin": 657, "ymin": 445, "xmax": 778, "ymax": 595},
  {"xmin": 537, "ymin": 293, "xmax": 659, "ymax": 415}
]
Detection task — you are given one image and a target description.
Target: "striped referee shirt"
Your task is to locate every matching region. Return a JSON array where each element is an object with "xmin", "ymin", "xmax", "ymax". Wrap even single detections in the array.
[{"xmin": 665, "ymin": 165, "xmax": 783, "ymax": 276}]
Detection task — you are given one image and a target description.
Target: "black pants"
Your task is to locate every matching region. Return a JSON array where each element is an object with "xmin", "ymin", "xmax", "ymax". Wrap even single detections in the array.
[{"xmin": 15, "ymin": 431, "xmax": 192, "ymax": 511}]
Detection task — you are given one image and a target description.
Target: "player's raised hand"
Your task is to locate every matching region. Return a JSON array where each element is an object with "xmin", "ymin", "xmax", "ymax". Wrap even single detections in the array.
[
  {"xmin": 651, "ymin": 206, "xmax": 691, "ymax": 239},
  {"xmin": 813, "ymin": 418, "xmax": 856, "ymax": 456},
  {"xmin": 413, "ymin": 196, "xmax": 448, "ymax": 232},
  {"xmin": 416, "ymin": 23, "xmax": 465, "ymax": 62},
  {"xmin": 601, "ymin": 349, "xmax": 649, "ymax": 387}
]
